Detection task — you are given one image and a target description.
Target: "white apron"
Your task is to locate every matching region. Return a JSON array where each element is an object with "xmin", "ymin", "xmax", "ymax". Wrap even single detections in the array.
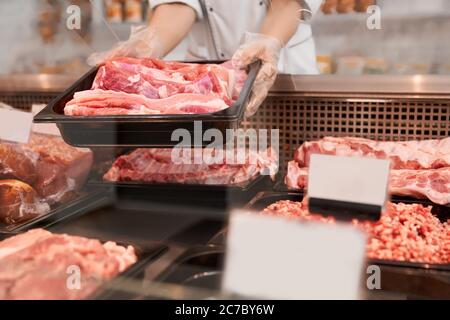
[{"xmin": 149, "ymin": 0, "xmax": 322, "ymax": 74}]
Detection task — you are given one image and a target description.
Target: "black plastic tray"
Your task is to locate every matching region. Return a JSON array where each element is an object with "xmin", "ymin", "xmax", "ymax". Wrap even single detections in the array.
[
  {"xmin": 89, "ymin": 241, "xmax": 167, "ymax": 300},
  {"xmin": 33, "ymin": 60, "xmax": 261, "ymax": 147},
  {"xmin": 89, "ymin": 174, "xmax": 275, "ymax": 212},
  {"xmin": 153, "ymin": 245, "xmax": 450, "ymax": 299},
  {"xmin": 0, "ymin": 188, "xmax": 111, "ymax": 234},
  {"xmin": 243, "ymin": 191, "xmax": 450, "ymax": 271},
  {"xmin": 155, "ymin": 246, "xmax": 224, "ymax": 291}
]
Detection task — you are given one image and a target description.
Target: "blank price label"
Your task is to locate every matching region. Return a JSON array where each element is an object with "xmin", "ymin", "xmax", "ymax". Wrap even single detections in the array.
[
  {"xmin": 308, "ymin": 154, "xmax": 390, "ymax": 220},
  {"xmin": 0, "ymin": 108, "xmax": 33, "ymax": 143},
  {"xmin": 223, "ymin": 211, "xmax": 366, "ymax": 300}
]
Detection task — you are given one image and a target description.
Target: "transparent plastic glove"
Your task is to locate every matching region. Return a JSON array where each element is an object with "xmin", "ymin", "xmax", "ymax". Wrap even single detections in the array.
[
  {"xmin": 87, "ymin": 25, "xmax": 162, "ymax": 66},
  {"xmin": 232, "ymin": 32, "xmax": 282, "ymax": 117}
]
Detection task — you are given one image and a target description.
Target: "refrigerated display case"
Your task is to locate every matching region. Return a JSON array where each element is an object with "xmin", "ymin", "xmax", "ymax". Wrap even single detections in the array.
[{"xmin": 1, "ymin": 73, "xmax": 449, "ymax": 299}]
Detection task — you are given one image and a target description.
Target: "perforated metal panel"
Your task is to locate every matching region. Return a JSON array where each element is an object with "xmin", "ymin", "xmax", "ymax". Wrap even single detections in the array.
[
  {"xmin": 243, "ymin": 95, "xmax": 450, "ymax": 174},
  {"xmin": 0, "ymin": 92, "xmax": 59, "ymax": 111}
]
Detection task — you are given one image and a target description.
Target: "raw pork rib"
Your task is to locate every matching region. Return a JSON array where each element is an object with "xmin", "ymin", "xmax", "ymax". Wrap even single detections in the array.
[
  {"xmin": 294, "ymin": 136, "xmax": 450, "ymax": 169},
  {"xmin": 104, "ymin": 148, "xmax": 278, "ymax": 185},
  {"xmin": 65, "ymin": 58, "xmax": 247, "ymax": 116},
  {"xmin": 65, "ymin": 89, "xmax": 229, "ymax": 116},
  {"xmin": 286, "ymin": 163, "xmax": 450, "ymax": 205},
  {"xmin": 286, "ymin": 137, "xmax": 450, "ymax": 205},
  {"xmin": 262, "ymin": 199, "xmax": 450, "ymax": 264},
  {"xmin": 0, "ymin": 229, "xmax": 137, "ymax": 300}
]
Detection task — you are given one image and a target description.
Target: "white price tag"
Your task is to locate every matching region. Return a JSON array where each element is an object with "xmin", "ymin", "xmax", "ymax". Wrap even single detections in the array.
[
  {"xmin": 223, "ymin": 211, "xmax": 366, "ymax": 300},
  {"xmin": 308, "ymin": 154, "xmax": 390, "ymax": 220},
  {"xmin": 0, "ymin": 107, "xmax": 33, "ymax": 143},
  {"xmin": 31, "ymin": 104, "xmax": 61, "ymax": 136}
]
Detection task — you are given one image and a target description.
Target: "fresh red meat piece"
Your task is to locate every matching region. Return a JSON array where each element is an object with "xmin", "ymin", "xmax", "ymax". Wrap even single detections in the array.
[
  {"xmin": 286, "ymin": 137, "xmax": 450, "ymax": 205},
  {"xmin": 103, "ymin": 148, "xmax": 278, "ymax": 185},
  {"xmin": 0, "ymin": 229, "xmax": 137, "ymax": 300}
]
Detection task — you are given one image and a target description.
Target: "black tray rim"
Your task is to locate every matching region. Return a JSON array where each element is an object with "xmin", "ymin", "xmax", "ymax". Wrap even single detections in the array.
[
  {"xmin": 88, "ymin": 172, "xmax": 275, "ymax": 193},
  {"xmin": 89, "ymin": 241, "xmax": 168, "ymax": 300}
]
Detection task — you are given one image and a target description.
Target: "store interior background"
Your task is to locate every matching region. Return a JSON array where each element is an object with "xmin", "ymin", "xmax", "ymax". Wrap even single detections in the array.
[{"xmin": 0, "ymin": 0, "xmax": 449, "ymax": 75}]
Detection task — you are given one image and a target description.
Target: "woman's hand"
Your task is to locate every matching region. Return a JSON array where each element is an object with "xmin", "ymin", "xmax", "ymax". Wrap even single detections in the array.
[
  {"xmin": 87, "ymin": 25, "xmax": 162, "ymax": 66},
  {"xmin": 232, "ymin": 33, "xmax": 282, "ymax": 117},
  {"xmin": 321, "ymin": 0, "xmax": 375, "ymax": 14}
]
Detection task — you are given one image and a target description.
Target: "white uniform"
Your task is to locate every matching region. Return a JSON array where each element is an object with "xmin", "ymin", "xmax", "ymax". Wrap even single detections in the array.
[{"xmin": 149, "ymin": 0, "xmax": 322, "ymax": 74}]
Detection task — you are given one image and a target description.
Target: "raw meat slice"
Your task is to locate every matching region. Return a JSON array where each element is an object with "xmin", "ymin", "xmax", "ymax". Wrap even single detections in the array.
[
  {"xmin": 286, "ymin": 162, "xmax": 450, "ymax": 205},
  {"xmin": 388, "ymin": 167, "xmax": 450, "ymax": 205},
  {"xmin": 92, "ymin": 57, "xmax": 242, "ymax": 105},
  {"xmin": 262, "ymin": 200, "xmax": 450, "ymax": 264},
  {"xmin": 294, "ymin": 137, "xmax": 450, "ymax": 169},
  {"xmin": 65, "ymin": 89, "xmax": 230, "ymax": 116},
  {"xmin": 285, "ymin": 160, "xmax": 308, "ymax": 190},
  {"xmin": 103, "ymin": 148, "xmax": 278, "ymax": 184},
  {"xmin": 0, "ymin": 229, "xmax": 137, "ymax": 300}
]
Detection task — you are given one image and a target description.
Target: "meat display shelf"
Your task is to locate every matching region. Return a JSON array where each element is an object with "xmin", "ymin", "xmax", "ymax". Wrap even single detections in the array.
[
  {"xmin": 33, "ymin": 60, "xmax": 261, "ymax": 147},
  {"xmin": 0, "ymin": 188, "xmax": 111, "ymax": 234},
  {"xmin": 88, "ymin": 174, "xmax": 275, "ymax": 213},
  {"xmin": 208, "ymin": 191, "xmax": 450, "ymax": 272}
]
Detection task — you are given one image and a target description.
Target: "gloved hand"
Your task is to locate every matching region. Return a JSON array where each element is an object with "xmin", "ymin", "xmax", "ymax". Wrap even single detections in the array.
[
  {"xmin": 87, "ymin": 25, "xmax": 162, "ymax": 66},
  {"xmin": 232, "ymin": 32, "xmax": 282, "ymax": 117}
]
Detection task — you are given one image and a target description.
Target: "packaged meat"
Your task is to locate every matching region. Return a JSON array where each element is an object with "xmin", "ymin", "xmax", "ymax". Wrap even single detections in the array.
[
  {"xmin": 0, "ymin": 143, "xmax": 38, "ymax": 185},
  {"xmin": 64, "ymin": 57, "xmax": 247, "ymax": 116},
  {"xmin": 0, "ymin": 229, "xmax": 137, "ymax": 300},
  {"xmin": 286, "ymin": 137, "xmax": 450, "ymax": 204},
  {"xmin": 0, "ymin": 133, "xmax": 93, "ymax": 204},
  {"xmin": 262, "ymin": 198, "xmax": 450, "ymax": 264},
  {"xmin": 0, "ymin": 180, "xmax": 50, "ymax": 225},
  {"xmin": 103, "ymin": 148, "xmax": 278, "ymax": 185},
  {"xmin": 26, "ymin": 133, "xmax": 93, "ymax": 203}
]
